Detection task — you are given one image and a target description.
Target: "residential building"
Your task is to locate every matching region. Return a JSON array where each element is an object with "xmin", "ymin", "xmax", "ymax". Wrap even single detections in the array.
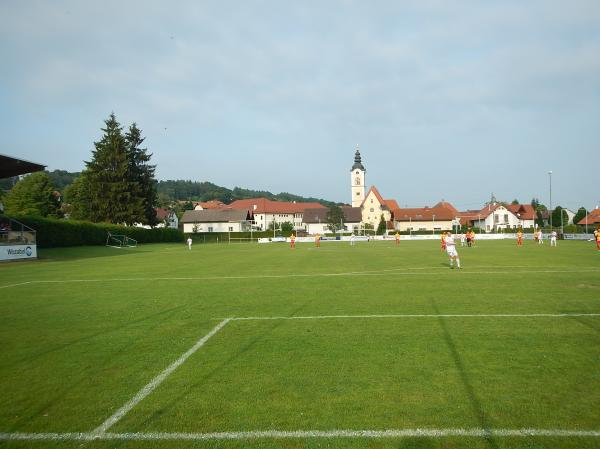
[
  {"xmin": 226, "ymin": 198, "xmax": 326, "ymax": 231},
  {"xmin": 155, "ymin": 208, "xmax": 178, "ymax": 229},
  {"xmin": 181, "ymin": 209, "xmax": 253, "ymax": 233},
  {"xmin": 577, "ymin": 207, "xmax": 600, "ymax": 227},
  {"xmin": 303, "ymin": 207, "xmax": 362, "ymax": 234},
  {"xmin": 193, "ymin": 200, "xmax": 226, "ymax": 210},
  {"xmin": 392, "ymin": 201, "xmax": 459, "ymax": 232}
]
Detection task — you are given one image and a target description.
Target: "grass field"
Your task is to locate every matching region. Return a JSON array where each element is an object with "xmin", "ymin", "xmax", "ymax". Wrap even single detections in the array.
[{"xmin": 0, "ymin": 239, "xmax": 599, "ymax": 449}]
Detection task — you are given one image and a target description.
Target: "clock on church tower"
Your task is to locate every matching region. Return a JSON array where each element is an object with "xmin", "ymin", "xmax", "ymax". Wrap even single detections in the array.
[{"xmin": 351, "ymin": 145, "xmax": 365, "ymax": 207}]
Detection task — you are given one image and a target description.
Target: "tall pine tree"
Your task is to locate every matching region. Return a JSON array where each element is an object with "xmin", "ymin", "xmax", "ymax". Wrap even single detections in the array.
[
  {"xmin": 85, "ymin": 114, "xmax": 143, "ymax": 224},
  {"xmin": 125, "ymin": 123, "xmax": 158, "ymax": 226}
]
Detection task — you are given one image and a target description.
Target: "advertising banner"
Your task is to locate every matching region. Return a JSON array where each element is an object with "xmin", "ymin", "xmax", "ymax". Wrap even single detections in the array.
[{"xmin": 0, "ymin": 245, "xmax": 37, "ymax": 261}]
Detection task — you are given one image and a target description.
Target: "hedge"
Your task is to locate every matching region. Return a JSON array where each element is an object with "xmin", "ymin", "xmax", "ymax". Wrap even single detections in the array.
[{"xmin": 4, "ymin": 215, "xmax": 183, "ymax": 248}]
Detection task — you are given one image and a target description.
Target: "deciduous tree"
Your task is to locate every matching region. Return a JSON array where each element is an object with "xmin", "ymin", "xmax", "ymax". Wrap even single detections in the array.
[{"xmin": 4, "ymin": 172, "xmax": 60, "ymax": 217}]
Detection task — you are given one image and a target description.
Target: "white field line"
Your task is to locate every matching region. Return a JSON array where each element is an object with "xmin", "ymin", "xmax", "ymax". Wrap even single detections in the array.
[
  {"xmin": 1, "ymin": 428, "xmax": 599, "ymax": 441},
  {"xmin": 229, "ymin": 313, "xmax": 600, "ymax": 321},
  {"xmin": 0, "ymin": 281, "xmax": 33, "ymax": 289},
  {"xmin": 91, "ymin": 318, "xmax": 231, "ymax": 436},
  {"xmin": 2, "ymin": 267, "xmax": 599, "ymax": 289}
]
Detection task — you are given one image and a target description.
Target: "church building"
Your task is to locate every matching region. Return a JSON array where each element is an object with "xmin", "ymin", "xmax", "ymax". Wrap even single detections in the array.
[{"xmin": 351, "ymin": 146, "xmax": 398, "ymax": 229}]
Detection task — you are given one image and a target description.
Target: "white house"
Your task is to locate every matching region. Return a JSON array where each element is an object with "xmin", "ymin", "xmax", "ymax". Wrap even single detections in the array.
[
  {"xmin": 303, "ymin": 207, "xmax": 362, "ymax": 234},
  {"xmin": 135, "ymin": 208, "xmax": 178, "ymax": 229},
  {"xmin": 156, "ymin": 208, "xmax": 178, "ymax": 229},
  {"xmin": 470, "ymin": 204, "xmax": 526, "ymax": 232},
  {"xmin": 226, "ymin": 198, "xmax": 326, "ymax": 231},
  {"xmin": 181, "ymin": 209, "xmax": 253, "ymax": 233}
]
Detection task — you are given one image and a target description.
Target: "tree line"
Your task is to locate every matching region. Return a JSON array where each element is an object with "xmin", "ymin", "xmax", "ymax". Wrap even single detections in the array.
[{"xmin": 2, "ymin": 113, "xmax": 158, "ymax": 226}]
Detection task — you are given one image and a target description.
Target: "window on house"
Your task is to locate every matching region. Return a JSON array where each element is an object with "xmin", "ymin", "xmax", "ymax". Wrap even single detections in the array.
[
  {"xmin": 228, "ymin": 227, "xmax": 233, "ymax": 232},
  {"xmin": 486, "ymin": 225, "xmax": 490, "ymax": 231},
  {"xmin": 504, "ymin": 214, "xmax": 508, "ymax": 223},
  {"xmin": 356, "ymin": 192, "xmax": 360, "ymax": 196},
  {"xmin": 208, "ymin": 227, "xmax": 213, "ymax": 232},
  {"xmin": 370, "ymin": 208, "xmax": 374, "ymax": 212},
  {"xmin": 494, "ymin": 215, "xmax": 499, "ymax": 223}
]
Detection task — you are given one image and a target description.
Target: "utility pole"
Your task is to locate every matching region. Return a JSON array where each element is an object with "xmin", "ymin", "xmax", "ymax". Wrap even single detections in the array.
[{"xmin": 548, "ymin": 171, "xmax": 553, "ymax": 230}]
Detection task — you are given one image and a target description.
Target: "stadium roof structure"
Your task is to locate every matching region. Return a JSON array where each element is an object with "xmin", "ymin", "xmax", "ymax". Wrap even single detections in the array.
[{"xmin": 0, "ymin": 154, "xmax": 46, "ymax": 178}]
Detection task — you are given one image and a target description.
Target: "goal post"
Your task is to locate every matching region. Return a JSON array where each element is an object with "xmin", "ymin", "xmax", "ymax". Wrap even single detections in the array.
[{"xmin": 106, "ymin": 232, "xmax": 138, "ymax": 248}]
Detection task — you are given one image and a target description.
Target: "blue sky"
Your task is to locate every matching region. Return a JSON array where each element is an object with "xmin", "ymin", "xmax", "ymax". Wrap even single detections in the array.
[{"xmin": 1, "ymin": 1, "xmax": 599, "ymax": 211}]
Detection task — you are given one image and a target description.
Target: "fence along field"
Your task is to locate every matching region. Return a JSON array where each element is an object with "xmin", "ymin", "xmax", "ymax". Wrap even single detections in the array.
[{"xmin": 0, "ymin": 239, "xmax": 598, "ymax": 448}]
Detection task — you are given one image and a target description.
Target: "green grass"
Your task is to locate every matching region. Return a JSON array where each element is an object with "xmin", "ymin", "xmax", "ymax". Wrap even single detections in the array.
[{"xmin": 0, "ymin": 239, "xmax": 599, "ymax": 449}]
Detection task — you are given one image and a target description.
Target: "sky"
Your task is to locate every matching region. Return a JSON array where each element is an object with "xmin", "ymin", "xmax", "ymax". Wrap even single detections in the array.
[{"xmin": 1, "ymin": 1, "xmax": 599, "ymax": 211}]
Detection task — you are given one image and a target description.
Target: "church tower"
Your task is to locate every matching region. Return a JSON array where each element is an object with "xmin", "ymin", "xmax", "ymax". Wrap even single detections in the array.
[{"xmin": 351, "ymin": 145, "xmax": 366, "ymax": 207}]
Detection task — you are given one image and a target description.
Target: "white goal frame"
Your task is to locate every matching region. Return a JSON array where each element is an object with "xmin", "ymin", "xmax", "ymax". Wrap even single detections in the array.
[{"xmin": 106, "ymin": 233, "xmax": 138, "ymax": 248}]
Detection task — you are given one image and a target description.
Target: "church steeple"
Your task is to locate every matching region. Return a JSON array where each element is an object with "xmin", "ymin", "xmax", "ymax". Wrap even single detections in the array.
[
  {"xmin": 350, "ymin": 144, "xmax": 366, "ymax": 207},
  {"xmin": 351, "ymin": 144, "xmax": 365, "ymax": 171}
]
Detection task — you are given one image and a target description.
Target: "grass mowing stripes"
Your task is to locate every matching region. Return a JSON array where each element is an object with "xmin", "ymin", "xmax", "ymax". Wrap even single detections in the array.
[{"xmin": 0, "ymin": 239, "xmax": 598, "ymax": 449}]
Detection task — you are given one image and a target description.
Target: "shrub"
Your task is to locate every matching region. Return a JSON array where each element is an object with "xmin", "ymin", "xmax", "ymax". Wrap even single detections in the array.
[{"xmin": 5, "ymin": 215, "xmax": 183, "ymax": 248}]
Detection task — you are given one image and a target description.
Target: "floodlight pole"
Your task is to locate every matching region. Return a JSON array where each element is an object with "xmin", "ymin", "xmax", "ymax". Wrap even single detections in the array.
[{"xmin": 548, "ymin": 170, "xmax": 553, "ymax": 230}]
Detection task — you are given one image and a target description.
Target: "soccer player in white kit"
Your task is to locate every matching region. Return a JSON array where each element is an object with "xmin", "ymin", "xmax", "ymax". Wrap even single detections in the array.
[
  {"xmin": 445, "ymin": 232, "xmax": 461, "ymax": 269},
  {"xmin": 550, "ymin": 230, "xmax": 557, "ymax": 246},
  {"xmin": 186, "ymin": 237, "xmax": 193, "ymax": 250},
  {"xmin": 538, "ymin": 230, "xmax": 544, "ymax": 244}
]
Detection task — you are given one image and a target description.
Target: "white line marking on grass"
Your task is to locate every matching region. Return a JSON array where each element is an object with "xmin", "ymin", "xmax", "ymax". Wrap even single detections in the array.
[
  {"xmin": 228, "ymin": 313, "xmax": 600, "ymax": 321},
  {"xmin": 91, "ymin": 318, "xmax": 231, "ymax": 436},
  {"xmin": 1, "ymin": 428, "xmax": 599, "ymax": 441},
  {"xmin": 4, "ymin": 268, "xmax": 600, "ymax": 289},
  {"xmin": 0, "ymin": 281, "xmax": 32, "ymax": 289}
]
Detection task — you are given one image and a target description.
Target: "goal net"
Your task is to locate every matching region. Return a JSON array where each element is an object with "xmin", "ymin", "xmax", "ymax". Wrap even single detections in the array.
[{"xmin": 106, "ymin": 233, "xmax": 137, "ymax": 248}]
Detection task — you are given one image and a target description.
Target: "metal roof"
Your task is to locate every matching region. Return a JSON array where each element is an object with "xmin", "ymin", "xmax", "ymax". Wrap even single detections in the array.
[{"xmin": 0, "ymin": 154, "xmax": 46, "ymax": 178}]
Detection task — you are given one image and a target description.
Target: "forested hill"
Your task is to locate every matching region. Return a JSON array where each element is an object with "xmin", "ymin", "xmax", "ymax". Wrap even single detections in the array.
[
  {"xmin": 156, "ymin": 180, "xmax": 338, "ymax": 206},
  {"xmin": 34, "ymin": 171, "xmax": 337, "ymax": 207}
]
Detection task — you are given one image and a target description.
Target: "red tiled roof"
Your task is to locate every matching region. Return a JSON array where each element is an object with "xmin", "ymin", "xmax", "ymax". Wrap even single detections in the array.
[
  {"xmin": 392, "ymin": 205, "xmax": 456, "ymax": 221},
  {"xmin": 578, "ymin": 208, "xmax": 600, "ymax": 225},
  {"xmin": 385, "ymin": 199, "xmax": 400, "ymax": 211},
  {"xmin": 226, "ymin": 197, "xmax": 326, "ymax": 214},
  {"xmin": 506, "ymin": 204, "xmax": 536, "ymax": 220},
  {"xmin": 155, "ymin": 208, "xmax": 170, "ymax": 220},
  {"xmin": 433, "ymin": 201, "xmax": 459, "ymax": 215},
  {"xmin": 197, "ymin": 200, "xmax": 225, "ymax": 209},
  {"xmin": 362, "ymin": 186, "xmax": 387, "ymax": 208}
]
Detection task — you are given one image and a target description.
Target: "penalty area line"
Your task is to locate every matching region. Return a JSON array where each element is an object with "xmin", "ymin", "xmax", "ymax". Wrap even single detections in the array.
[
  {"xmin": 91, "ymin": 318, "xmax": 231, "ymax": 436},
  {"xmin": 1, "ymin": 428, "xmax": 599, "ymax": 441}
]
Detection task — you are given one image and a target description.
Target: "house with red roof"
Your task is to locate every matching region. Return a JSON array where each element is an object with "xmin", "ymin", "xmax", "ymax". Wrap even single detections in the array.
[
  {"xmin": 226, "ymin": 197, "xmax": 326, "ymax": 231},
  {"xmin": 391, "ymin": 201, "xmax": 459, "ymax": 232},
  {"xmin": 465, "ymin": 203, "xmax": 536, "ymax": 232},
  {"xmin": 193, "ymin": 200, "xmax": 226, "ymax": 210},
  {"xmin": 577, "ymin": 207, "xmax": 600, "ymax": 227}
]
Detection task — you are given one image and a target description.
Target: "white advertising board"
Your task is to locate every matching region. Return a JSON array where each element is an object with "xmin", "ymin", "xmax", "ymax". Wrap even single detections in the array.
[{"xmin": 0, "ymin": 244, "xmax": 37, "ymax": 261}]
